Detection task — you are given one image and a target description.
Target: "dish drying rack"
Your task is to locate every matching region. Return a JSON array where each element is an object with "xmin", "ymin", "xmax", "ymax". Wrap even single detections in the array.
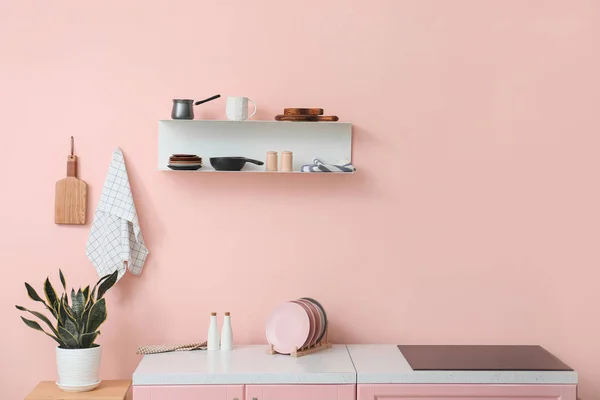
[{"xmin": 268, "ymin": 327, "xmax": 332, "ymax": 357}]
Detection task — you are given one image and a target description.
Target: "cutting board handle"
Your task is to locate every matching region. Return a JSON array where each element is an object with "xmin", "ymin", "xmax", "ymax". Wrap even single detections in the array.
[{"xmin": 67, "ymin": 155, "xmax": 77, "ymax": 177}]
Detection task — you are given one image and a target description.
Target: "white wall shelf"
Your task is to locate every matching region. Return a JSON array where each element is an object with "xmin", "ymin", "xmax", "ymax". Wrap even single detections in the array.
[
  {"xmin": 158, "ymin": 120, "xmax": 353, "ymax": 173},
  {"xmin": 162, "ymin": 170, "xmax": 354, "ymax": 174}
]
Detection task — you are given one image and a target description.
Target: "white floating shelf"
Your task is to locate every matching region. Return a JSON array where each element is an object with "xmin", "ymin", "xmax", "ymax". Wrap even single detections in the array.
[
  {"xmin": 158, "ymin": 120, "xmax": 353, "ymax": 173},
  {"xmin": 162, "ymin": 169, "xmax": 354, "ymax": 174}
]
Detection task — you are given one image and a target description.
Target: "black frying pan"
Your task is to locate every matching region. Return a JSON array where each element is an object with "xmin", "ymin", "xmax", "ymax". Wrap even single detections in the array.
[{"xmin": 210, "ymin": 157, "xmax": 264, "ymax": 171}]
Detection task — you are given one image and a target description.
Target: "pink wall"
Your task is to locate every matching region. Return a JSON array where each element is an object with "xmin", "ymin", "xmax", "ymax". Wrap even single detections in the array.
[{"xmin": 1, "ymin": 1, "xmax": 599, "ymax": 398}]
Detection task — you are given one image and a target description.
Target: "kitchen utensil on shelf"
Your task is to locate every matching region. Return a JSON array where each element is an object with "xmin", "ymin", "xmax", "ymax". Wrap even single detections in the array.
[
  {"xmin": 209, "ymin": 157, "xmax": 264, "ymax": 171},
  {"xmin": 284, "ymin": 108, "xmax": 324, "ymax": 116},
  {"xmin": 171, "ymin": 154, "xmax": 198, "ymax": 158},
  {"xmin": 167, "ymin": 165, "xmax": 202, "ymax": 171},
  {"xmin": 226, "ymin": 96, "xmax": 257, "ymax": 121},
  {"xmin": 266, "ymin": 151, "xmax": 278, "ymax": 172},
  {"xmin": 265, "ymin": 302, "xmax": 310, "ymax": 355},
  {"xmin": 169, "ymin": 159, "xmax": 203, "ymax": 164},
  {"xmin": 280, "ymin": 151, "xmax": 293, "ymax": 172},
  {"xmin": 275, "ymin": 115, "xmax": 339, "ymax": 122},
  {"xmin": 55, "ymin": 137, "xmax": 87, "ymax": 225},
  {"xmin": 168, "ymin": 154, "xmax": 202, "ymax": 170},
  {"xmin": 171, "ymin": 95, "xmax": 221, "ymax": 119},
  {"xmin": 301, "ymin": 297, "xmax": 328, "ymax": 344}
]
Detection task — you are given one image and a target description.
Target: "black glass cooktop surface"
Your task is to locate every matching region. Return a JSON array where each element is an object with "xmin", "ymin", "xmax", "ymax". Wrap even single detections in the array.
[{"xmin": 397, "ymin": 345, "xmax": 573, "ymax": 371}]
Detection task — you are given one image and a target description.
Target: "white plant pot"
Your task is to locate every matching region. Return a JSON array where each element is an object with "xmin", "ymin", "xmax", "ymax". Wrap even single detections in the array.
[{"xmin": 56, "ymin": 345, "xmax": 102, "ymax": 391}]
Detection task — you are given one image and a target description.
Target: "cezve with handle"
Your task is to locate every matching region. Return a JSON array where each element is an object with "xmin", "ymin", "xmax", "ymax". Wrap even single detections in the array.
[
  {"xmin": 55, "ymin": 137, "xmax": 87, "ymax": 224},
  {"xmin": 171, "ymin": 94, "xmax": 221, "ymax": 120}
]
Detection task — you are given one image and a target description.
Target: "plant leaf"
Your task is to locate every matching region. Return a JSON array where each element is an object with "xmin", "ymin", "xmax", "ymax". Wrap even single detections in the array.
[
  {"xmin": 89, "ymin": 285, "xmax": 97, "ymax": 304},
  {"xmin": 59, "ymin": 303, "xmax": 80, "ymax": 347},
  {"xmin": 25, "ymin": 282, "xmax": 56, "ymax": 318},
  {"xmin": 82, "ymin": 286, "xmax": 90, "ymax": 303},
  {"xmin": 80, "ymin": 331, "xmax": 100, "ymax": 348},
  {"xmin": 86, "ymin": 298, "xmax": 107, "ymax": 333},
  {"xmin": 81, "ymin": 298, "xmax": 94, "ymax": 328},
  {"xmin": 58, "ymin": 296, "xmax": 79, "ymax": 332},
  {"xmin": 15, "ymin": 305, "xmax": 59, "ymax": 337},
  {"xmin": 59, "ymin": 269, "xmax": 66, "ymax": 291},
  {"xmin": 72, "ymin": 289, "xmax": 85, "ymax": 321},
  {"xmin": 88, "ymin": 274, "xmax": 109, "ymax": 304},
  {"xmin": 58, "ymin": 325, "xmax": 79, "ymax": 348},
  {"xmin": 97, "ymin": 270, "xmax": 119, "ymax": 299},
  {"xmin": 57, "ymin": 296, "xmax": 66, "ymax": 324},
  {"xmin": 44, "ymin": 278, "xmax": 59, "ymax": 314},
  {"xmin": 20, "ymin": 317, "xmax": 62, "ymax": 346},
  {"xmin": 25, "ymin": 283, "xmax": 45, "ymax": 303}
]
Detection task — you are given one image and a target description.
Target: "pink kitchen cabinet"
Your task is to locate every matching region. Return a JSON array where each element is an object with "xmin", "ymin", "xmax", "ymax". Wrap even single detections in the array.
[
  {"xmin": 357, "ymin": 384, "xmax": 576, "ymax": 400},
  {"xmin": 246, "ymin": 385, "xmax": 356, "ymax": 400},
  {"xmin": 133, "ymin": 384, "xmax": 244, "ymax": 400}
]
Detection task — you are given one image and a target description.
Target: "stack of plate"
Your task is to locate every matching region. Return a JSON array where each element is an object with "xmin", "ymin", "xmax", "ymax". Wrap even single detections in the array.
[
  {"xmin": 168, "ymin": 154, "xmax": 202, "ymax": 171},
  {"xmin": 265, "ymin": 298, "xmax": 328, "ymax": 354}
]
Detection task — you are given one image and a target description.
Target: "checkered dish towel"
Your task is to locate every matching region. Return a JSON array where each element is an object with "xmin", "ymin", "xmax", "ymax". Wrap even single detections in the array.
[{"xmin": 85, "ymin": 148, "xmax": 149, "ymax": 281}]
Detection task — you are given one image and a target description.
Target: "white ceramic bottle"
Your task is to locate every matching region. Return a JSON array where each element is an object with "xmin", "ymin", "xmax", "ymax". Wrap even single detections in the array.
[
  {"xmin": 221, "ymin": 312, "xmax": 233, "ymax": 351},
  {"xmin": 207, "ymin": 312, "xmax": 220, "ymax": 351}
]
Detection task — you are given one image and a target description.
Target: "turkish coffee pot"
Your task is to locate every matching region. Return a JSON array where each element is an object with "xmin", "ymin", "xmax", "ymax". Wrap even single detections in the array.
[{"xmin": 171, "ymin": 94, "xmax": 221, "ymax": 119}]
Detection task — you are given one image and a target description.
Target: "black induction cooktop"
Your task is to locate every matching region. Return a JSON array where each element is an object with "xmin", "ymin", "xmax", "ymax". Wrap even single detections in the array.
[{"xmin": 397, "ymin": 345, "xmax": 573, "ymax": 371}]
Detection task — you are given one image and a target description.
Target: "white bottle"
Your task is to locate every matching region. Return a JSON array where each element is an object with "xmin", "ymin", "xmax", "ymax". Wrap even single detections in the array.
[
  {"xmin": 207, "ymin": 312, "xmax": 220, "ymax": 351},
  {"xmin": 221, "ymin": 312, "xmax": 233, "ymax": 351}
]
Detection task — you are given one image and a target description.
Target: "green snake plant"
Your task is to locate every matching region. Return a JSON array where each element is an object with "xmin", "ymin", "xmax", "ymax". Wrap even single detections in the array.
[{"xmin": 15, "ymin": 269, "xmax": 119, "ymax": 349}]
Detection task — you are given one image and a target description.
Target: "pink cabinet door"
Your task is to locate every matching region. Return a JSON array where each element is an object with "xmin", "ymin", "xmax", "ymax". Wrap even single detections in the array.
[
  {"xmin": 358, "ymin": 384, "xmax": 576, "ymax": 400},
  {"xmin": 246, "ymin": 384, "xmax": 355, "ymax": 400},
  {"xmin": 133, "ymin": 384, "xmax": 244, "ymax": 400}
]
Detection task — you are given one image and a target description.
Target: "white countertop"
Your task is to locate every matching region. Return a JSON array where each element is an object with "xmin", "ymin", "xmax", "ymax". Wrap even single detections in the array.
[
  {"xmin": 133, "ymin": 345, "xmax": 356, "ymax": 385},
  {"xmin": 347, "ymin": 344, "xmax": 578, "ymax": 384}
]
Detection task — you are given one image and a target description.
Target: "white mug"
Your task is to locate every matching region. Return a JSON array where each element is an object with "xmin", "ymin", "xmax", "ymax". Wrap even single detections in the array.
[{"xmin": 226, "ymin": 96, "xmax": 257, "ymax": 121}]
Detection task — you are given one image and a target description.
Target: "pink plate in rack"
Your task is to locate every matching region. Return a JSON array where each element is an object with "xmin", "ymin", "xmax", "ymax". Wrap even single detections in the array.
[
  {"xmin": 298, "ymin": 299, "xmax": 322, "ymax": 347},
  {"xmin": 265, "ymin": 301, "xmax": 310, "ymax": 354},
  {"xmin": 292, "ymin": 300, "xmax": 316, "ymax": 348}
]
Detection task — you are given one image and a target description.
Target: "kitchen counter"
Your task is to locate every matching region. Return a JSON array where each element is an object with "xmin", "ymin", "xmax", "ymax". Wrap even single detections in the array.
[
  {"xmin": 133, "ymin": 345, "xmax": 356, "ymax": 385},
  {"xmin": 347, "ymin": 344, "xmax": 578, "ymax": 384}
]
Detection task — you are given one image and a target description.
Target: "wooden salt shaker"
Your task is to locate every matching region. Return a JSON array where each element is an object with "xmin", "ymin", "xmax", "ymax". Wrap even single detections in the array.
[
  {"xmin": 281, "ymin": 151, "xmax": 293, "ymax": 172},
  {"xmin": 266, "ymin": 151, "xmax": 278, "ymax": 171}
]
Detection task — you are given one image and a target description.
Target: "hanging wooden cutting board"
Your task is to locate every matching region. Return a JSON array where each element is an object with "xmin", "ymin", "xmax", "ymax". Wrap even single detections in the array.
[{"xmin": 55, "ymin": 141, "xmax": 87, "ymax": 225}]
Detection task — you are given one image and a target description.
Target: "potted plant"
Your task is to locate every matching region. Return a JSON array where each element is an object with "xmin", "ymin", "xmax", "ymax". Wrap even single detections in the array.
[{"xmin": 15, "ymin": 269, "xmax": 118, "ymax": 392}]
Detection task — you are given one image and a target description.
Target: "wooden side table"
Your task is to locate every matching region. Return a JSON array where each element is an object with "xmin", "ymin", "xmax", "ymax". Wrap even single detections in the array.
[{"xmin": 26, "ymin": 380, "xmax": 131, "ymax": 400}]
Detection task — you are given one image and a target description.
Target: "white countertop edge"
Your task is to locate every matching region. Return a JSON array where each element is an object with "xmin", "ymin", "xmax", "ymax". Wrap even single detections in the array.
[
  {"xmin": 356, "ymin": 371, "xmax": 578, "ymax": 385},
  {"xmin": 347, "ymin": 345, "xmax": 578, "ymax": 385},
  {"xmin": 132, "ymin": 344, "xmax": 579, "ymax": 386},
  {"xmin": 133, "ymin": 372, "xmax": 357, "ymax": 386},
  {"xmin": 132, "ymin": 345, "xmax": 356, "ymax": 385}
]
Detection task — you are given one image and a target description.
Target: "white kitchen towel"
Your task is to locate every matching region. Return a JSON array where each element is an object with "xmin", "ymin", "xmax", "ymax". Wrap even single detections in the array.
[{"xmin": 86, "ymin": 148, "xmax": 149, "ymax": 281}]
